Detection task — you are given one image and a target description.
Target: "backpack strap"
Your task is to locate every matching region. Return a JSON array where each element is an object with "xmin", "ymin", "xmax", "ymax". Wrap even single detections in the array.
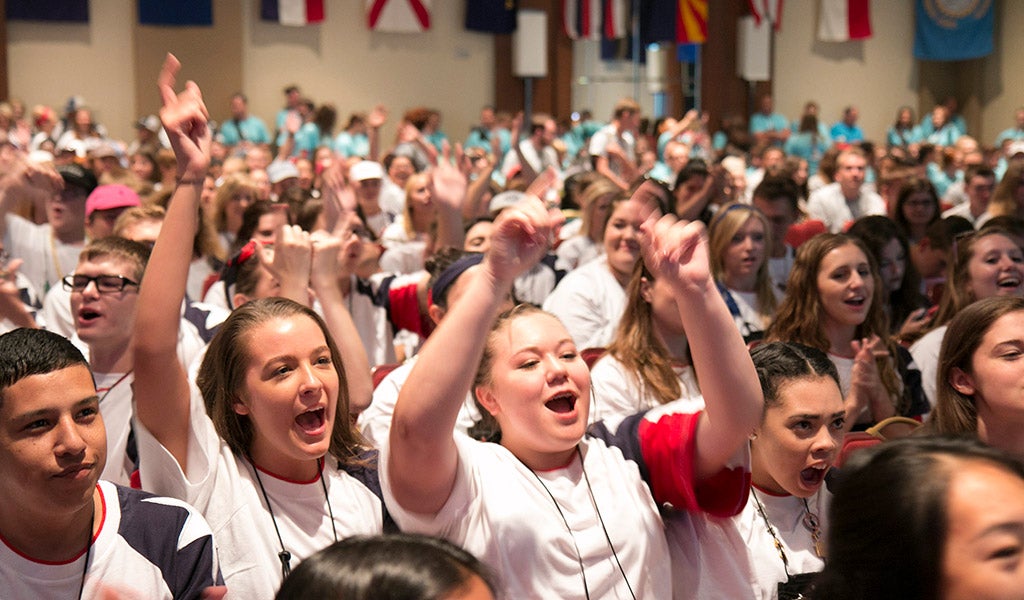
[{"xmin": 338, "ymin": 449, "xmax": 399, "ymax": 533}]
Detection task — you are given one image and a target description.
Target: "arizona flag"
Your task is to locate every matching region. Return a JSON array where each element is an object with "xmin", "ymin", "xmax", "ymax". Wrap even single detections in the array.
[
  {"xmin": 676, "ymin": 0, "xmax": 708, "ymax": 44},
  {"xmin": 261, "ymin": 0, "xmax": 324, "ymax": 26},
  {"xmin": 367, "ymin": 0, "xmax": 431, "ymax": 33},
  {"xmin": 817, "ymin": 0, "xmax": 871, "ymax": 42}
]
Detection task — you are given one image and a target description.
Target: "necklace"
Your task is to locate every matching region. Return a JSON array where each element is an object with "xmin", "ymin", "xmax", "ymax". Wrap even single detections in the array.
[
  {"xmin": 77, "ymin": 492, "xmax": 96, "ymax": 600},
  {"xmin": 521, "ymin": 445, "xmax": 636, "ymax": 600},
  {"xmin": 751, "ymin": 488, "xmax": 826, "ymax": 579},
  {"xmin": 249, "ymin": 458, "xmax": 338, "ymax": 580},
  {"xmin": 98, "ymin": 371, "xmax": 133, "ymax": 405}
]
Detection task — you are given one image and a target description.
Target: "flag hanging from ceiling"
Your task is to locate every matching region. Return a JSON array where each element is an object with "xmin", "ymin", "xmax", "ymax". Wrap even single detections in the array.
[
  {"xmin": 603, "ymin": 0, "xmax": 628, "ymax": 39},
  {"xmin": 7, "ymin": 0, "xmax": 88, "ymax": 22},
  {"xmin": 913, "ymin": 0, "xmax": 993, "ymax": 61},
  {"xmin": 367, "ymin": 0, "xmax": 431, "ymax": 33},
  {"xmin": 817, "ymin": 0, "xmax": 871, "ymax": 42},
  {"xmin": 139, "ymin": 0, "xmax": 212, "ymax": 26},
  {"xmin": 563, "ymin": 0, "xmax": 602, "ymax": 40},
  {"xmin": 261, "ymin": 0, "xmax": 324, "ymax": 25},
  {"xmin": 747, "ymin": 0, "xmax": 783, "ymax": 31},
  {"xmin": 465, "ymin": 0, "xmax": 517, "ymax": 34},
  {"xmin": 640, "ymin": 0, "xmax": 676, "ymax": 45},
  {"xmin": 676, "ymin": 0, "xmax": 708, "ymax": 44}
]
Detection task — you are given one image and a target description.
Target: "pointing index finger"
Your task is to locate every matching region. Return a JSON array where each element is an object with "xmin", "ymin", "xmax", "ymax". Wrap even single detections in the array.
[{"xmin": 158, "ymin": 53, "xmax": 181, "ymax": 107}]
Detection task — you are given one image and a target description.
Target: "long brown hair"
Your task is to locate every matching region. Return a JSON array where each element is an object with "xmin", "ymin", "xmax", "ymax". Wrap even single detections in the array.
[
  {"xmin": 708, "ymin": 203, "xmax": 778, "ymax": 327},
  {"xmin": 196, "ymin": 297, "xmax": 365, "ymax": 466},
  {"xmin": 931, "ymin": 296, "xmax": 1024, "ymax": 436},
  {"xmin": 988, "ymin": 162, "xmax": 1024, "ymax": 219},
  {"xmin": 927, "ymin": 227, "xmax": 1021, "ymax": 330},
  {"xmin": 766, "ymin": 234, "xmax": 903, "ymax": 408},
  {"xmin": 605, "ymin": 260, "xmax": 685, "ymax": 405}
]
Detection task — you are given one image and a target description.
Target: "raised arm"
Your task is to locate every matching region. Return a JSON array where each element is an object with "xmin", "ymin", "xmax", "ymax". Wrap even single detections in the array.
[
  {"xmin": 133, "ymin": 54, "xmax": 210, "ymax": 470},
  {"xmin": 640, "ymin": 213, "xmax": 763, "ymax": 480},
  {"xmin": 388, "ymin": 195, "xmax": 559, "ymax": 514},
  {"xmin": 309, "ymin": 229, "xmax": 373, "ymax": 416}
]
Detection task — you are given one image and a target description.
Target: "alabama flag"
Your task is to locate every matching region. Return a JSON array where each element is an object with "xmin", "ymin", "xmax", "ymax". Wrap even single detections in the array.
[
  {"xmin": 367, "ymin": 0, "xmax": 431, "ymax": 33},
  {"xmin": 817, "ymin": 0, "xmax": 871, "ymax": 42},
  {"xmin": 261, "ymin": 0, "xmax": 324, "ymax": 25}
]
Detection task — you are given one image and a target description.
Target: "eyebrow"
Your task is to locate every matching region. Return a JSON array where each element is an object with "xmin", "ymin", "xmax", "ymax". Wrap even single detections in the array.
[
  {"xmin": 262, "ymin": 345, "xmax": 332, "ymax": 363},
  {"xmin": 976, "ymin": 521, "xmax": 1024, "ymax": 541},
  {"xmin": 11, "ymin": 395, "xmax": 100, "ymax": 421}
]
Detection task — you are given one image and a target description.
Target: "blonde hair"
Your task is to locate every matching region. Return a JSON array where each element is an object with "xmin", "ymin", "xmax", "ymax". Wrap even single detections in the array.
[{"xmin": 708, "ymin": 203, "xmax": 777, "ymax": 327}]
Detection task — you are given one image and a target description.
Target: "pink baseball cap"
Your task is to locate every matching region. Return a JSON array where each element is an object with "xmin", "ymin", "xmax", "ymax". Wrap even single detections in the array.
[{"xmin": 85, "ymin": 184, "xmax": 141, "ymax": 219}]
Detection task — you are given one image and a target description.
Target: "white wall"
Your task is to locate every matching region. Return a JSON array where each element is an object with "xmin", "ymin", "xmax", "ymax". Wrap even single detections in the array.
[
  {"xmin": 772, "ymin": 0, "xmax": 919, "ymax": 144},
  {"xmin": 8, "ymin": 0, "xmax": 137, "ymax": 141},
  {"xmin": 239, "ymin": 1, "xmax": 494, "ymax": 147}
]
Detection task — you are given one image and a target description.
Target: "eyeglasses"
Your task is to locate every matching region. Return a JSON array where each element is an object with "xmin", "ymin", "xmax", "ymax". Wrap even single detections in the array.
[{"xmin": 62, "ymin": 274, "xmax": 139, "ymax": 293}]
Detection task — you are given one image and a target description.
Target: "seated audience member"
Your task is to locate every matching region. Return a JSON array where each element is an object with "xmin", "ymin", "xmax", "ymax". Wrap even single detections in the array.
[
  {"xmin": 813, "ymin": 436, "xmax": 1024, "ymax": 600},
  {"xmin": 910, "ymin": 227, "xmax": 1024, "ymax": 407},
  {"xmin": 829, "ymin": 106, "xmax": 864, "ymax": 143},
  {"xmin": 1, "ymin": 162, "xmax": 93, "ymax": 294},
  {"xmin": 941, "ymin": 165, "xmax": 996, "ymax": 226},
  {"xmin": 986, "ymin": 161, "xmax": 1024, "ymax": 221},
  {"xmin": 847, "ymin": 216, "xmax": 930, "ymax": 341},
  {"xmin": 708, "ymin": 204, "xmax": 780, "ymax": 342},
  {"xmin": 275, "ymin": 534, "xmax": 499, "ymax": 600},
  {"xmin": 554, "ymin": 176, "xmax": 620, "ymax": 272},
  {"xmin": 0, "ymin": 328, "xmax": 222, "ymax": 598},
  {"xmin": 383, "ymin": 192, "xmax": 762, "ymax": 597},
  {"xmin": 767, "ymin": 234, "xmax": 929, "ymax": 428},
  {"xmin": 892, "ymin": 177, "xmax": 941, "ymax": 244},
  {"xmin": 910, "ymin": 216, "xmax": 974, "ymax": 305},
  {"xmin": 661, "ymin": 342, "xmax": 845, "ymax": 599},
  {"xmin": 751, "ymin": 174, "xmax": 802, "ymax": 292},
  {"xmin": 543, "ymin": 184, "xmax": 658, "ymax": 349},
  {"xmin": 807, "ymin": 147, "xmax": 886, "ymax": 233},
  {"xmin": 930, "ymin": 296, "xmax": 1024, "ymax": 458},
  {"xmin": 130, "ymin": 55, "xmax": 385, "ymax": 598}
]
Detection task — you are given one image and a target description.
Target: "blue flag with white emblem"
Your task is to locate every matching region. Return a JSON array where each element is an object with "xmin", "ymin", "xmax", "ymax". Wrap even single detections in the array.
[{"xmin": 914, "ymin": 0, "xmax": 993, "ymax": 61}]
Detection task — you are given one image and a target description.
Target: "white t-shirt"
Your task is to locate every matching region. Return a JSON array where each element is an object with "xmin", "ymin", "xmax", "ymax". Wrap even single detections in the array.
[
  {"xmin": 135, "ymin": 385, "xmax": 385, "ymax": 599},
  {"xmin": 589, "ymin": 353, "xmax": 704, "ymax": 435},
  {"xmin": 379, "ymin": 217, "xmax": 429, "ymax": 275},
  {"xmin": 543, "ymin": 256, "xmax": 627, "ymax": 349},
  {"xmin": 588, "ymin": 124, "xmax": 636, "ymax": 179},
  {"xmin": 910, "ymin": 324, "xmax": 947, "ymax": 409},
  {"xmin": 96, "ymin": 371, "xmax": 136, "ymax": 486},
  {"xmin": 0, "ymin": 480, "xmax": 220, "ymax": 599},
  {"xmin": 4, "ymin": 215, "xmax": 84, "ymax": 294},
  {"xmin": 767, "ymin": 246, "xmax": 795, "ymax": 294},
  {"xmin": 806, "ymin": 183, "xmax": 886, "ymax": 233},
  {"xmin": 671, "ymin": 486, "xmax": 830, "ymax": 600},
  {"xmin": 555, "ymin": 234, "xmax": 603, "ymax": 272},
  {"xmin": 359, "ymin": 355, "xmax": 482, "ymax": 448},
  {"xmin": 381, "ymin": 435, "xmax": 672, "ymax": 599}
]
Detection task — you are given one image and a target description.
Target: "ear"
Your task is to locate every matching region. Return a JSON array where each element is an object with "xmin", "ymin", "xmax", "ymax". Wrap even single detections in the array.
[
  {"xmin": 474, "ymin": 385, "xmax": 501, "ymax": 418},
  {"xmin": 232, "ymin": 396, "xmax": 250, "ymax": 416},
  {"xmin": 948, "ymin": 367, "xmax": 977, "ymax": 397},
  {"xmin": 427, "ymin": 304, "xmax": 446, "ymax": 327},
  {"xmin": 232, "ymin": 292, "xmax": 250, "ymax": 308},
  {"xmin": 639, "ymin": 277, "xmax": 654, "ymax": 304}
]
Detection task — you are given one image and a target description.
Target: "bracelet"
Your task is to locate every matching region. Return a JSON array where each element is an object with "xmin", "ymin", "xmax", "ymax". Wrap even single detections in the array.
[{"xmin": 176, "ymin": 176, "xmax": 205, "ymax": 186}]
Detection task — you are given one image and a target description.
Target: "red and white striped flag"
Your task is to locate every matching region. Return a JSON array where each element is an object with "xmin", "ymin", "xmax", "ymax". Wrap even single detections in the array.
[
  {"xmin": 747, "ymin": 0, "xmax": 783, "ymax": 31},
  {"xmin": 563, "ymin": 0, "xmax": 602, "ymax": 40},
  {"xmin": 817, "ymin": 0, "xmax": 871, "ymax": 42},
  {"xmin": 603, "ymin": 0, "xmax": 628, "ymax": 39},
  {"xmin": 367, "ymin": 0, "xmax": 431, "ymax": 33}
]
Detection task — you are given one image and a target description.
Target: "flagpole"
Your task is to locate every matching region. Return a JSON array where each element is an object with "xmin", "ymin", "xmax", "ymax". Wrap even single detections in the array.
[{"xmin": 631, "ymin": 0, "xmax": 641, "ymax": 101}]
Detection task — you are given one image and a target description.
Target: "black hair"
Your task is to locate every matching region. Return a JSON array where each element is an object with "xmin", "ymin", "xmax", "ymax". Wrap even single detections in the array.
[
  {"xmin": 752, "ymin": 174, "xmax": 800, "ymax": 215},
  {"xmin": 813, "ymin": 435, "xmax": 1024, "ymax": 600},
  {"xmin": 846, "ymin": 215, "xmax": 926, "ymax": 333},
  {"xmin": 275, "ymin": 534, "xmax": 500, "ymax": 600},
  {"xmin": 749, "ymin": 342, "xmax": 839, "ymax": 408},
  {"xmin": 674, "ymin": 158, "xmax": 710, "ymax": 189},
  {"xmin": 0, "ymin": 328, "xmax": 91, "ymax": 406}
]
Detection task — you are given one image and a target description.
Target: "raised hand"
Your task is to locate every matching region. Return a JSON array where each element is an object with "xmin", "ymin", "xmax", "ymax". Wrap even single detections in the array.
[
  {"xmin": 431, "ymin": 160, "xmax": 467, "ymax": 211},
  {"xmin": 640, "ymin": 211, "xmax": 712, "ymax": 296},
  {"xmin": 367, "ymin": 104, "xmax": 388, "ymax": 130},
  {"xmin": 157, "ymin": 54, "xmax": 210, "ymax": 179},
  {"xmin": 484, "ymin": 195, "xmax": 562, "ymax": 284}
]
